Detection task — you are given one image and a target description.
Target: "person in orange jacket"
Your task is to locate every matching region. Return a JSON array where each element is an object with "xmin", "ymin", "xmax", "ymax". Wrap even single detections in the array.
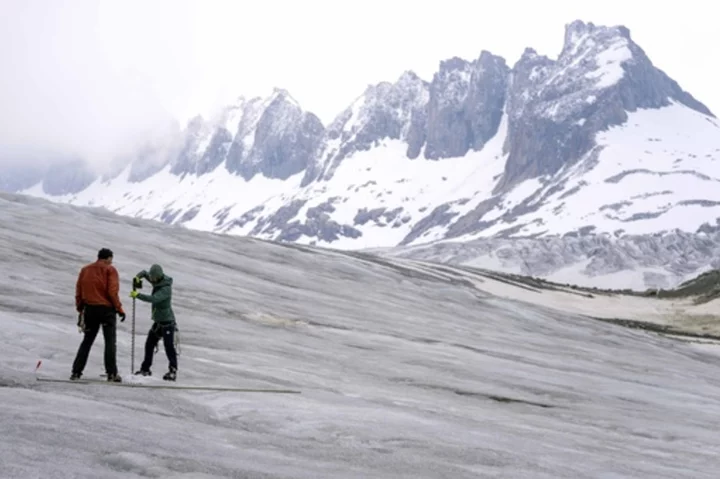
[{"xmin": 70, "ymin": 248, "xmax": 126, "ymax": 382}]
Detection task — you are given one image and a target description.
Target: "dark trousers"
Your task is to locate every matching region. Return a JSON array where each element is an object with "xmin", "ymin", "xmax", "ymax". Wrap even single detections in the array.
[
  {"xmin": 72, "ymin": 305, "xmax": 118, "ymax": 376},
  {"xmin": 140, "ymin": 322, "xmax": 177, "ymax": 371}
]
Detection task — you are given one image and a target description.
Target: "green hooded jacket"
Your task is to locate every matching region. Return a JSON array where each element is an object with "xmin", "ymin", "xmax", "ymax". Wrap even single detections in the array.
[{"xmin": 135, "ymin": 264, "xmax": 175, "ymax": 325}]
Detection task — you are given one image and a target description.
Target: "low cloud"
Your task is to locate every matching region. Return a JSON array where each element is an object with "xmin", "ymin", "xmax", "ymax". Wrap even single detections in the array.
[{"xmin": 0, "ymin": 0, "xmax": 195, "ymax": 172}]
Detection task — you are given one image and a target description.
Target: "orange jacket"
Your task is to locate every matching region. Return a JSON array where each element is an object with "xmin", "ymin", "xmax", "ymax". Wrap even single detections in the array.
[{"xmin": 75, "ymin": 260, "xmax": 124, "ymax": 315}]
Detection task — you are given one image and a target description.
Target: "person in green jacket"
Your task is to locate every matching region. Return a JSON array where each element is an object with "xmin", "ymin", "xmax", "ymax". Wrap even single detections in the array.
[{"xmin": 130, "ymin": 264, "xmax": 178, "ymax": 381}]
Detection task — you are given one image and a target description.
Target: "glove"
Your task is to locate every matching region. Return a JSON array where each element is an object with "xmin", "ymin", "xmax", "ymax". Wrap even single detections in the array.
[
  {"xmin": 129, "ymin": 290, "xmax": 139, "ymax": 298},
  {"xmin": 118, "ymin": 312, "xmax": 126, "ymax": 322}
]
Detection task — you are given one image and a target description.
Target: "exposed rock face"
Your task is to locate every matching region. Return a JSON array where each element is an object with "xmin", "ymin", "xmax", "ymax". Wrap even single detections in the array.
[
  {"xmin": 354, "ymin": 207, "xmax": 406, "ymax": 227},
  {"xmin": 306, "ymin": 71, "xmax": 430, "ymax": 184},
  {"xmin": 222, "ymin": 97, "xmax": 267, "ymax": 177},
  {"xmin": 164, "ymin": 90, "xmax": 325, "ymax": 182},
  {"xmin": 170, "ymin": 115, "xmax": 211, "ymax": 177},
  {"xmin": 495, "ymin": 20, "xmax": 713, "ymax": 193},
  {"xmin": 424, "ymin": 51, "xmax": 509, "ymax": 159},
  {"xmin": 226, "ymin": 90, "xmax": 325, "ymax": 181},
  {"xmin": 307, "ymin": 53, "xmax": 509, "ymax": 184},
  {"xmin": 247, "ymin": 198, "xmax": 362, "ymax": 243},
  {"xmin": 196, "ymin": 128, "xmax": 233, "ymax": 176},
  {"xmin": 127, "ymin": 151, "xmax": 173, "ymax": 183}
]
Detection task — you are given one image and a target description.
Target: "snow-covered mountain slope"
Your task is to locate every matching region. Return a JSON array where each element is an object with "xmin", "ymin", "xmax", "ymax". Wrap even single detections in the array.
[
  {"xmin": 459, "ymin": 101, "xmax": 720, "ymax": 240},
  {"xmin": 3, "ymin": 191, "xmax": 720, "ymax": 478},
  {"xmin": 9, "ymin": 20, "xmax": 720, "ymax": 289},
  {"xmin": 20, "ymin": 98, "xmax": 720, "ymax": 245}
]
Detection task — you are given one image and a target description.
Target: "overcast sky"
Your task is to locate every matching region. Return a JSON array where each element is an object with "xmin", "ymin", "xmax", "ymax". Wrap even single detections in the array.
[{"xmin": 0, "ymin": 0, "xmax": 716, "ymax": 169}]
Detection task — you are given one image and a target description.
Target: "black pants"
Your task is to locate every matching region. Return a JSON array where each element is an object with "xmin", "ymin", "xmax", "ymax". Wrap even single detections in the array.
[
  {"xmin": 72, "ymin": 305, "xmax": 118, "ymax": 376},
  {"xmin": 140, "ymin": 322, "xmax": 177, "ymax": 371}
]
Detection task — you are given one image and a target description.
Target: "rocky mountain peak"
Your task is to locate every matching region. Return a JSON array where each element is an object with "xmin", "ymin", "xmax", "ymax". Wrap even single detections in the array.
[
  {"xmin": 266, "ymin": 87, "xmax": 302, "ymax": 111},
  {"xmin": 478, "ymin": 49, "xmax": 507, "ymax": 68},
  {"xmin": 437, "ymin": 56, "xmax": 469, "ymax": 73},
  {"xmin": 163, "ymin": 88, "xmax": 324, "ymax": 181},
  {"xmin": 307, "ymin": 71, "xmax": 430, "ymax": 183},
  {"xmin": 224, "ymin": 89, "xmax": 325, "ymax": 181},
  {"xmin": 311, "ymin": 49, "xmax": 511, "ymax": 182},
  {"xmin": 423, "ymin": 50, "xmax": 509, "ymax": 159},
  {"xmin": 396, "ymin": 70, "xmax": 423, "ymax": 88},
  {"xmin": 519, "ymin": 47, "xmax": 541, "ymax": 61},
  {"xmin": 169, "ymin": 114, "xmax": 214, "ymax": 177},
  {"xmin": 562, "ymin": 20, "xmax": 631, "ymax": 55},
  {"xmin": 495, "ymin": 21, "xmax": 714, "ymax": 194}
]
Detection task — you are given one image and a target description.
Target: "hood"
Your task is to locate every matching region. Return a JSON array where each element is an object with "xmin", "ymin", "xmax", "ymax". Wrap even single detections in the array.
[{"xmin": 149, "ymin": 263, "xmax": 164, "ymax": 281}]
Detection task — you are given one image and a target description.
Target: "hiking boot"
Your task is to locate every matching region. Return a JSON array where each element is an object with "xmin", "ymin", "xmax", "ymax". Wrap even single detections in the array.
[
  {"xmin": 163, "ymin": 368, "xmax": 176, "ymax": 381},
  {"xmin": 106, "ymin": 373, "xmax": 122, "ymax": 383},
  {"xmin": 134, "ymin": 369, "xmax": 151, "ymax": 376}
]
